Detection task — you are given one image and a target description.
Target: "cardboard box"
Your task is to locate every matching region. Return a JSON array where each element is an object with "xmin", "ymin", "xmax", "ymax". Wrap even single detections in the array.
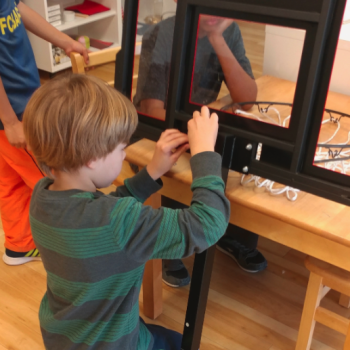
[
  {"xmin": 48, "ymin": 9, "xmax": 61, "ymax": 17},
  {"xmin": 48, "ymin": 15, "xmax": 61, "ymax": 23},
  {"xmin": 47, "ymin": 4, "xmax": 60, "ymax": 12}
]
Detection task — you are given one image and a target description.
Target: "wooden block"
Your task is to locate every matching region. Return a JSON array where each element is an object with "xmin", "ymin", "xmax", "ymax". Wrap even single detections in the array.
[
  {"xmin": 344, "ymin": 322, "xmax": 350, "ymax": 350},
  {"xmin": 142, "ymin": 193, "xmax": 163, "ymax": 319},
  {"xmin": 314, "ymin": 306, "xmax": 349, "ymax": 335},
  {"xmin": 143, "ymin": 259, "xmax": 163, "ymax": 320},
  {"xmin": 295, "ymin": 272, "xmax": 324, "ymax": 350},
  {"xmin": 339, "ymin": 294, "xmax": 350, "ymax": 309}
]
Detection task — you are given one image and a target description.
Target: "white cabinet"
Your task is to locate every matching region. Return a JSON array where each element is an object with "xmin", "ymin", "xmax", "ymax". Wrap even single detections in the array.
[{"xmin": 23, "ymin": 0, "xmax": 123, "ymax": 73}]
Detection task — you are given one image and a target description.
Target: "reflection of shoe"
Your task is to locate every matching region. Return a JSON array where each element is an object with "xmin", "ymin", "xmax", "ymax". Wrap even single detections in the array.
[
  {"xmin": 162, "ymin": 259, "xmax": 191, "ymax": 288},
  {"xmin": 3, "ymin": 248, "xmax": 41, "ymax": 266},
  {"xmin": 216, "ymin": 237, "xmax": 267, "ymax": 273}
]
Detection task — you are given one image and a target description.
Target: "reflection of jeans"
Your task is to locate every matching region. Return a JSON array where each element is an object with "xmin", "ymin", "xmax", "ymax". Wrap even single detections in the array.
[
  {"xmin": 140, "ymin": 317, "xmax": 182, "ymax": 350},
  {"xmin": 161, "ymin": 196, "xmax": 259, "ymax": 249}
]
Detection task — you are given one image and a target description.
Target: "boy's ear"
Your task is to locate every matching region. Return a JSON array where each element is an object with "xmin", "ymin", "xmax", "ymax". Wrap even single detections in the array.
[{"xmin": 86, "ymin": 159, "xmax": 97, "ymax": 169}]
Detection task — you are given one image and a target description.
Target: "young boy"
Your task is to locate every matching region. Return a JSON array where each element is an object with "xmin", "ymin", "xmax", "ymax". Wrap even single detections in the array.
[
  {"xmin": 0, "ymin": 0, "xmax": 88, "ymax": 265},
  {"xmin": 22, "ymin": 74, "xmax": 230, "ymax": 350}
]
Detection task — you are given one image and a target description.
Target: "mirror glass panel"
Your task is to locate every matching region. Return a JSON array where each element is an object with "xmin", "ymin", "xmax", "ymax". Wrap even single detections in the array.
[
  {"xmin": 190, "ymin": 15, "xmax": 306, "ymax": 128},
  {"xmin": 132, "ymin": 0, "xmax": 177, "ymax": 120},
  {"xmin": 313, "ymin": 3, "xmax": 350, "ymax": 176}
]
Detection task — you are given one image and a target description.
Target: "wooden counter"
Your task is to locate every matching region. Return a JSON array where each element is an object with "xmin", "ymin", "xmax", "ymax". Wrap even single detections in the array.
[{"xmin": 114, "ymin": 75, "xmax": 350, "ymax": 319}]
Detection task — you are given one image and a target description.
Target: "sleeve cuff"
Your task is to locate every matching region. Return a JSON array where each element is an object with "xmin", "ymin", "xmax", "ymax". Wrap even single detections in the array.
[
  {"xmin": 124, "ymin": 167, "xmax": 163, "ymax": 202},
  {"xmin": 190, "ymin": 152, "xmax": 223, "ymax": 180}
]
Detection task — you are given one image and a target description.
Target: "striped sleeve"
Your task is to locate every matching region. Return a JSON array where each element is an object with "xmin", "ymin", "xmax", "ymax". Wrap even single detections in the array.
[
  {"xmin": 114, "ymin": 152, "xmax": 230, "ymax": 262},
  {"xmin": 109, "ymin": 167, "xmax": 162, "ymax": 203}
]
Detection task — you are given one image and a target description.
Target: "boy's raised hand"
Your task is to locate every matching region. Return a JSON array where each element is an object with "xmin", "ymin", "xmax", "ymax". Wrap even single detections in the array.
[
  {"xmin": 188, "ymin": 106, "xmax": 219, "ymax": 156},
  {"xmin": 147, "ymin": 130, "xmax": 189, "ymax": 180}
]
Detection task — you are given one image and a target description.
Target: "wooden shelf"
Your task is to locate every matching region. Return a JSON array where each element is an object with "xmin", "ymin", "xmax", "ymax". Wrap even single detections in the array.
[
  {"xmin": 56, "ymin": 10, "xmax": 117, "ymax": 31},
  {"xmin": 23, "ymin": 0, "xmax": 122, "ymax": 73}
]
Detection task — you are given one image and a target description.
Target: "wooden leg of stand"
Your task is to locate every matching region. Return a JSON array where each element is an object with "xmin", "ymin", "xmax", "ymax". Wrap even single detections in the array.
[
  {"xmin": 296, "ymin": 272, "xmax": 324, "ymax": 350},
  {"xmin": 344, "ymin": 322, "xmax": 350, "ymax": 350},
  {"xmin": 142, "ymin": 193, "xmax": 162, "ymax": 319},
  {"xmin": 339, "ymin": 294, "xmax": 350, "ymax": 309},
  {"xmin": 143, "ymin": 259, "xmax": 163, "ymax": 319}
]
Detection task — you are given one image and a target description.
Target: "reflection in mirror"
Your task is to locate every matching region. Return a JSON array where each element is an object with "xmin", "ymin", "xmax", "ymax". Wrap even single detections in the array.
[
  {"xmin": 313, "ymin": 5, "xmax": 350, "ymax": 176},
  {"xmin": 190, "ymin": 16, "xmax": 306, "ymax": 128},
  {"xmin": 132, "ymin": 0, "xmax": 177, "ymax": 120}
]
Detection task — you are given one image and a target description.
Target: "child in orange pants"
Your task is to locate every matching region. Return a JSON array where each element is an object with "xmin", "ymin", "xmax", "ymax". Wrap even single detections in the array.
[
  {"xmin": 0, "ymin": 132, "xmax": 43, "ymax": 264},
  {"xmin": 0, "ymin": 0, "xmax": 88, "ymax": 265}
]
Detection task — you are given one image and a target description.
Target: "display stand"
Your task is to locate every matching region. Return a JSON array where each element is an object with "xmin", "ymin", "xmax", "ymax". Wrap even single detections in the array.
[{"xmin": 116, "ymin": 0, "xmax": 350, "ymax": 348}]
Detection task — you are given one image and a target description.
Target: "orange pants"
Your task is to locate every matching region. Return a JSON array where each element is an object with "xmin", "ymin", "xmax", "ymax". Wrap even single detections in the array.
[{"xmin": 0, "ymin": 131, "xmax": 43, "ymax": 252}]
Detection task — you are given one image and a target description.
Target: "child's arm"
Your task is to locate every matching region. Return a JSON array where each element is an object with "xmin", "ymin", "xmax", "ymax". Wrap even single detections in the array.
[
  {"xmin": 0, "ymin": 78, "xmax": 26, "ymax": 148},
  {"xmin": 110, "ymin": 130, "xmax": 189, "ymax": 202},
  {"xmin": 17, "ymin": 2, "xmax": 89, "ymax": 64},
  {"xmin": 110, "ymin": 107, "xmax": 230, "ymax": 262},
  {"xmin": 206, "ymin": 20, "xmax": 257, "ymax": 110}
]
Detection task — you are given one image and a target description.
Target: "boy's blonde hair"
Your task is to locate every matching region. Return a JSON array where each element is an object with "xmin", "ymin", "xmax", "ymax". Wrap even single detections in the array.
[{"xmin": 23, "ymin": 74, "xmax": 138, "ymax": 176}]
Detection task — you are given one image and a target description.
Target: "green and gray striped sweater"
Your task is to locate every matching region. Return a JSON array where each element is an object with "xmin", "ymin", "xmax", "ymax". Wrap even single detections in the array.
[{"xmin": 30, "ymin": 152, "xmax": 230, "ymax": 349}]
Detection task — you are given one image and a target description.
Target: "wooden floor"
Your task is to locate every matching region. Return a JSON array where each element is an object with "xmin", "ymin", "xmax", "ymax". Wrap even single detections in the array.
[{"xmin": 1, "ymin": 194, "xmax": 349, "ymax": 350}]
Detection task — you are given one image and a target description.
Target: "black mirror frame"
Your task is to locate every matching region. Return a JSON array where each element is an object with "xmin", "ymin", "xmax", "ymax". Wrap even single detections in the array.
[
  {"xmin": 115, "ymin": 0, "xmax": 168, "ymax": 142},
  {"xmin": 116, "ymin": 0, "xmax": 350, "ymax": 205}
]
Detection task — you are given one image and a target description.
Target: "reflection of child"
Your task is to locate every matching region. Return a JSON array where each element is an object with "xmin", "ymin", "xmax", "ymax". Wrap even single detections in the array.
[
  {"xmin": 134, "ymin": 14, "xmax": 266, "ymax": 287},
  {"xmin": 23, "ymin": 74, "xmax": 230, "ymax": 350},
  {"xmin": 0, "ymin": 0, "xmax": 88, "ymax": 265},
  {"xmin": 134, "ymin": 15, "xmax": 257, "ymax": 120}
]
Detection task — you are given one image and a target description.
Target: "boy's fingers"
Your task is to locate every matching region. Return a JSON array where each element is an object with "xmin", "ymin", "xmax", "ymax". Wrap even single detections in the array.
[
  {"xmin": 165, "ymin": 135, "xmax": 189, "ymax": 151},
  {"xmin": 160, "ymin": 129, "xmax": 187, "ymax": 142},
  {"xmin": 200, "ymin": 106, "xmax": 210, "ymax": 118},
  {"xmin": 160, "ymin": 131, "xmax": 188, "ymax": 144},
  {"xmin": 210, "ymin": 113, "xmax": 219, "ymax": 123},
  {"xmin": 162, "ymin": 129, "xmax": 183, "ymax": 136},
  {"xmin": 171, "ymin": 143, "xmax": 190, "ymax": 160},
  {"xmin": 192, "ymin": 111, "xmax": 201, "ymax": 119},
  {"xmin": 82, "ymin": 49, "xmax": 89, "ymax": 64}
]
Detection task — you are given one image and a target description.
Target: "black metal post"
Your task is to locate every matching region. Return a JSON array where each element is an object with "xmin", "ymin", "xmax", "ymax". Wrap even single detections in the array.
[{"xmin": 181, "ymin": 133, "xmax": 245, "ymax": 350}]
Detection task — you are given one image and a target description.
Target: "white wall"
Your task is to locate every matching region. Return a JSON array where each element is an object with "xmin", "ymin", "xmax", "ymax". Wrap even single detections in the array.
[
  {"xmin": 263, "ymin": 24, "xmax": 350, "ymax": 96},
  {"xmin": 344, "ymin": 0, "xmax": 350, "ymax": 22}
]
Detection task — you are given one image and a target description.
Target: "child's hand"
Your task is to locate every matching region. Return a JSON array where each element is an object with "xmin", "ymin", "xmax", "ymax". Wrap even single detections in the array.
[
  {"xmin": 188, "ymin": 106, "xmax": 218, "ymax": 156},
  {"xmin": 63, "ymin": 38, "xmax": 89, "ymax": 64},
  {"xmin": 147, "ymin": 129, "xmax": 189, "ymax": 180},
  {"xmin": 207, "ymin": 18, "xmax": 234, "ymax": 39},
  {"xmin": 4, "ymin": 120, "xmax": 26, "ymax": 148}
]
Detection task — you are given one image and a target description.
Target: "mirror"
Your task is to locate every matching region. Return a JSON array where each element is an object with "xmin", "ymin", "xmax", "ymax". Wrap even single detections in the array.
[
  {"xmin": 313, "ymin": 4, "xmax": 350, "ymax": 176},
  {"xmin": 132, "ymin": 0, "xmax": 177, "ymax": 121},
  {"xmin": 190, "ymin": 15, "xmax": 306, "ymax": 128}
]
